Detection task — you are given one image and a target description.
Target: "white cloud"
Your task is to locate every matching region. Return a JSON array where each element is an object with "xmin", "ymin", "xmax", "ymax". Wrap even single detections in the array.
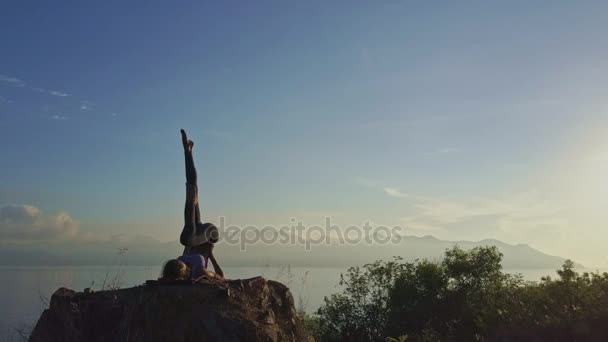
[
  {"xmin": 0, "ymin": 74, "xmax": 25, "ymax": 87},
  {"xmin": 383, "ymin": 187, "xmax": 409, "ymax": 199},
  {"xmin": 32, "ymin": 87, "xmax": 70, "ymax": 97},
  {"xmin": 49, "ymin": 90, "xmax": 70, "ymax": 97},
  {"xmin": 0, "ymin": 74, "xmax": 70, "ymax": 96},
  {"xmin": 51, "ymin": 114, "xmax": 67, "ymax": 120},
  {"xmin": 384, "ymin": 187, "xmax": 433, "ymax": 201},
  {"xmin": 409, "ymin": 193, "xmax": 563, "ymax": 226},
  {"xmin": 0, "ymin": 204, "xmax": 80, "ymax": 241},
  {"xmin": 373, "ymin": 181, "xmax": 568, "ymax": 246},
  {"xmin": 80, "ymin": 101, "xmax": 92, "ymax": 110},
  {"xmin": 0, "ymin": 96, "xmax": 11, "ymax": 104}
]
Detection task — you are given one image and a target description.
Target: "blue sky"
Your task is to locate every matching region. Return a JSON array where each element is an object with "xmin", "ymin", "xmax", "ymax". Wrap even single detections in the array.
[{"xmin": 2, "ymin": 1, "xmax": 608, "ymax": 265}]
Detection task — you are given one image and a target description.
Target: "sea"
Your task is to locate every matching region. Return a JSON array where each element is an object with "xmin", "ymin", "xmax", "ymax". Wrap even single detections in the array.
[{"xmin": 0, "ymin": 265, "xmax": 600, "ymax": 341}]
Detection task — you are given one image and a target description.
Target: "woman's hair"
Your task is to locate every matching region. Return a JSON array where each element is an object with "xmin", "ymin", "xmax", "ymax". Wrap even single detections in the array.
[{"xmin": 160, "ymin": 259, "xmax": 189, "ymax": 280}]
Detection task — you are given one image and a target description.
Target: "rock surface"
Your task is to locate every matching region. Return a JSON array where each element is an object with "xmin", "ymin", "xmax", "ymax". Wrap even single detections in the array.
[{"xmin": 29, "ymin": 277, "xmax": 306, "ymax": 342}]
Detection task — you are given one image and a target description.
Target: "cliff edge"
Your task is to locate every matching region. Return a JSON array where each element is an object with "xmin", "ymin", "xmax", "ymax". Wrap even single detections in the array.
[{"xmin": 29, "ymin": 277, "xmax": 306, "ymax": 342}]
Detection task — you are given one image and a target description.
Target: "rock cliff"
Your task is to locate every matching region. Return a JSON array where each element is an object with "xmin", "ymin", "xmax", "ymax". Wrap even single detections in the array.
[{"xmin": 30, "ymin": 277, "xmax": 306, "ymax": 342}]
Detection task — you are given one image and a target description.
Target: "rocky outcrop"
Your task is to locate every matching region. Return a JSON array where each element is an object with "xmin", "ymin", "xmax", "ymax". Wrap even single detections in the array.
[{"xmin": 29, "ymin": 277, "xmax": 307, "ymax": 342}]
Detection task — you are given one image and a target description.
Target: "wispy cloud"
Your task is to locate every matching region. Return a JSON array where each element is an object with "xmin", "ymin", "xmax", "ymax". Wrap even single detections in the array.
[
  {"xmin": 80, "ymin": 101, "xmax": 92, "ymax": 110},
  {"xmin": 436, "ymin": 147, "xmax": 459, "ymax": 154},
  {"xmin": 1, "ymin": 72, "xmax": 117, "ymax": 123},
  {"xmin": 388, "ymin": 187, "xmax": 566, "ymax": 240},
  {"xmin": 0, "ymin": 73, "xmax": 70, "ymax": 96},
  {"xmin": 421, "ymin": 147, "xmax": 461, "ymax": 156},
  {"xmin": 383, "ymin": 187, "xmax": 432, "ymax": 202},
  {"xmin": 384, "ymin": 187, "xmax": 409, "ymax": 199},
  {"xmin": 358, "ymin": 180, "xmax": 567, "ymax": 242},
  {"xmin": 49, "ymin": 90, "xmax": 70, "ymax": 97},
  {"xmin": 0, "ymin": 74, "xmax": 26, "ymax": 87},
  {"xmin": 32, "ymin": 87, "xmax": 70, "ymax": 97}
]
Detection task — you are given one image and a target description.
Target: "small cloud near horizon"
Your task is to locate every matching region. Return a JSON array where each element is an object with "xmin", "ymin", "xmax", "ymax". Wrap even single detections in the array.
[
  {"xmin": 383, "ymin": 187, "xmax": 410, "ymax": 199},
  {"xmin": 362, "ymin": 181, "xmax": 568, "ymax": 251},
  {"xmin": 0, "ymin": 204, "xmax": 79, "ymax": 241}
]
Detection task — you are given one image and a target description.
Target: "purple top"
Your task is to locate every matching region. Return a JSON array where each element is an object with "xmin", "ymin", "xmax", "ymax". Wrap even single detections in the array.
[{"xmin": 177, "ymin": 254, "xmax": 208, "ymax": 279}]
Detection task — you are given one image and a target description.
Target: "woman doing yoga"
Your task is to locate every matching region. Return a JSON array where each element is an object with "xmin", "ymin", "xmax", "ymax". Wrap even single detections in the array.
[{"xmin": 161, "ymin": 129, "xmax": 224, "ymax": 281}]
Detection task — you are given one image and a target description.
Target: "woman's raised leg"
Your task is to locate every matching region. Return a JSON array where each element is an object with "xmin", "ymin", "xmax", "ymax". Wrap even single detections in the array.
[{"xmin": 180, "ymin": 129, "xmax": 200, "ymax": 247}]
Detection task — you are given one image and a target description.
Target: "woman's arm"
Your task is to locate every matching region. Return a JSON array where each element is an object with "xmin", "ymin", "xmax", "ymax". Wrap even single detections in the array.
[{"xmin": 193, "ymin": 270, "xmax": 223, "ymax": 283}]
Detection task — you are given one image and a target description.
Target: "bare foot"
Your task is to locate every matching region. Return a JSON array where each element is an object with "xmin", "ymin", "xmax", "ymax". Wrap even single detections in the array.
[
  {"xmin": 180, "ymin": 129, "xmax": 194, "ymax": 152},
  {"xmin": 180, "ymin": 129, "xmax": 188, "ymax": 146}
]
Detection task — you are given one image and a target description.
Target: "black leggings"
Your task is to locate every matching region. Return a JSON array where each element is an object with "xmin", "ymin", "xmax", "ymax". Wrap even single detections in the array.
[{"xmin": 180, "ymin": 149, "xmax": 205, "ymax": 247}]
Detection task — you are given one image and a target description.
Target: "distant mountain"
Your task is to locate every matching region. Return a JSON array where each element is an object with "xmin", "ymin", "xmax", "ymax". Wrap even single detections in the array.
[
  {"xmin": 0, "ymin": 234, "xmax": 579, "ymax": 269},
  {"xmin": 213, "ymin": 235, "xmax": 581, "ymax": 269}
]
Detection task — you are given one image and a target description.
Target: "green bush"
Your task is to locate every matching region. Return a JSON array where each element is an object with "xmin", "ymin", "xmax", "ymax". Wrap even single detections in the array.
[{"xmin": 309, "ymin": 246, "xmax": 608, "ymax": 341}]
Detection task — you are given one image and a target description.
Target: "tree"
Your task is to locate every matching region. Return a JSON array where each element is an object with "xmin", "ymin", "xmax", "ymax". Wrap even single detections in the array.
[
  {"xmin": 311, "ymin": 246, "xmax": 608, "ymax": 341},
  {"xmin": 315, "ymin": 258, "xmax": 408, "ymax": 341}
]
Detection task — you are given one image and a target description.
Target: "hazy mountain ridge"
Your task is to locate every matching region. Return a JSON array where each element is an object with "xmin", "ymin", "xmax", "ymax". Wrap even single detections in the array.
[{"xmin": 0, "ymin": 234, "xmax": 580, "ymax": 269}]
